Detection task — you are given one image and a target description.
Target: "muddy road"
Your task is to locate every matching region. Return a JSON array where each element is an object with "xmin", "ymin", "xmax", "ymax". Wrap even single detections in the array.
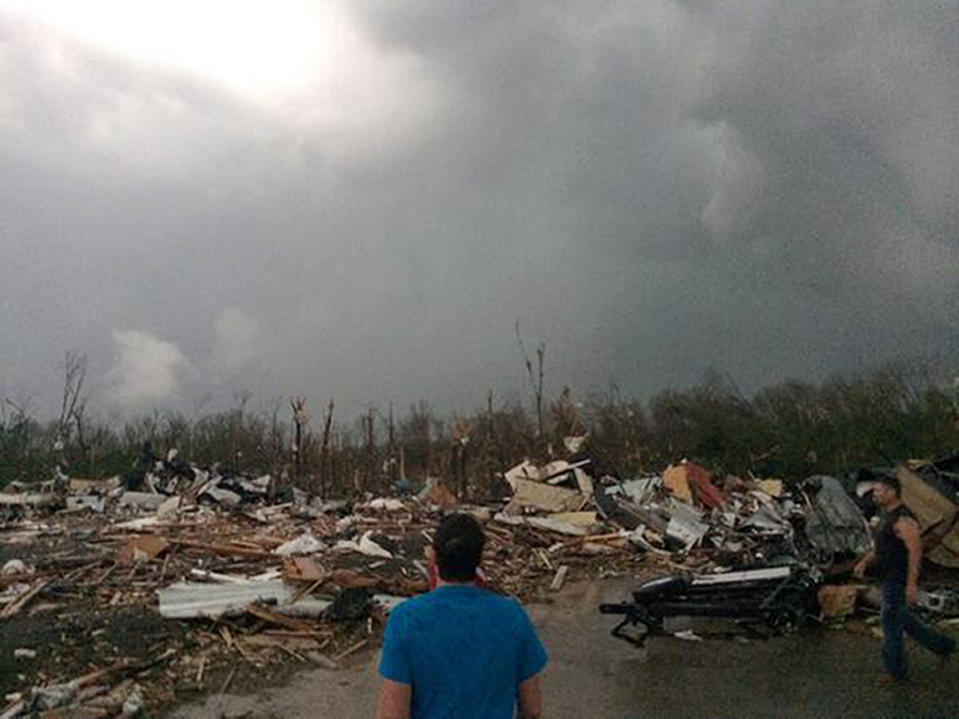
[{"xmin": 171, "ymin": 579, "xmax": 958, "ymax": 719}]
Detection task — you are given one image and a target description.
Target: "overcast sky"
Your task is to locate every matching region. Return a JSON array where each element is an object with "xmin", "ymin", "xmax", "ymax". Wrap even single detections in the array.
[{"xmin": 2, "ymin": 1, "xmax": 957, "ymax": 421}]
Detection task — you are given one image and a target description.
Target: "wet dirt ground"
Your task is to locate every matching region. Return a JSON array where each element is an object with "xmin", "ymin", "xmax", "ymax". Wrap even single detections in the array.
[
  {"xmin": 170, "ymin": 578, "xmax": 958, "ymax": 719},
  {"xmin": 0, "ymin": 531, "xmax": 191, "ymax": 703}
]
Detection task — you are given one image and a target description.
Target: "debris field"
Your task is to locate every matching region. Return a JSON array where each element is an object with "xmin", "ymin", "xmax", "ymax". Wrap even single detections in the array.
[{"xmin": 1, "ymin": 452, "xmax": 957, "ymax": 717}]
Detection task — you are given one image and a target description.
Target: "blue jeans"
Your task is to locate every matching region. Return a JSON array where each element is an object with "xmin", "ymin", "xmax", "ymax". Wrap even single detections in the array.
[{"xmin": 881, "ymin": 579, "xmax": 955, "ymax": 678}]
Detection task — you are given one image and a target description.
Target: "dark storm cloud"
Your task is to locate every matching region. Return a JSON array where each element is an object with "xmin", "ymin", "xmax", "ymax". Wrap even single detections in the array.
[
  {"xmin": 1, "ymin": 2, "xmax": 957, "ymax": 421},
  {"xmin": 352, "ymin": 0, "xmax": 959, "ymax": 384},
  {"xmin": 687, "ymin": 0, "xmax": 959, "ymax": 381}
]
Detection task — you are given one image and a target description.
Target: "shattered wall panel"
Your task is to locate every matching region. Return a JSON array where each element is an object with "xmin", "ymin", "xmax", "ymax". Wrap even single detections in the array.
[
  {"xmin": 897, "ymin": 464, "xmax": 959, "ymax": 568},
  {"xmin": 509, "ymin": 477, "xmax": 586, "ymax": 513}
]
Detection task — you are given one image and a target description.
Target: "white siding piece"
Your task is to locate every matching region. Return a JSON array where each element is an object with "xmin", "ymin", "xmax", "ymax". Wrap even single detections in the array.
[{"xmin": 157, "ymin": 580, "xmax": 292, "ymax": 619}]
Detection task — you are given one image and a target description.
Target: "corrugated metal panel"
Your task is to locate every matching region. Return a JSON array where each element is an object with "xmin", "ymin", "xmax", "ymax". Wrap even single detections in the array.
[
  {"xmin": 158, "ymin": 580, "xmax": 291, "ymax": 619},
  {"xmin": 157, "ymin": 580, "xmax": 337, "ymax": 619}
]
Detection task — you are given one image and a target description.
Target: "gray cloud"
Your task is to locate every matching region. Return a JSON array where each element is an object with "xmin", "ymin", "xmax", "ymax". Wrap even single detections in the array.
[
  {"xmin": 1, "ymin": 2, "xmax": 957, "ymax": 421},
  {"xmin": 211, "ymin": 308, "xmax": 261, "ymax": 373}
]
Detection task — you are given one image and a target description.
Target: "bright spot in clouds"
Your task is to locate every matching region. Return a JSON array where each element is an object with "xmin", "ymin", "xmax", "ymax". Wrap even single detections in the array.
[
  {"xmin": 108, "ymin": 330, "xmax": 187, "ymax": 407},
  {"xmin": 1, "ymin": 1, "xmax": 364, "ymax": 103},
  {"xmin": 2, "ymin": 0, "xmax": 443, "ymax": 149}
]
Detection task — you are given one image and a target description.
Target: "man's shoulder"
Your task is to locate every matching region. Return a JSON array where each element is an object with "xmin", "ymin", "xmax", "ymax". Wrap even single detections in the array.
[
  {"xmin": 891, "ymin": 503, "xmax": 917, "ymax": 522},
  {"xmin": 469, "ymin": 591, "xmax": 533, "ymax": 627},
  {"xmin": 393, "ymin": 589, "xmax": 527, "ymax": 621},
  {"xmin": 389, "ymin": 592, "xmax": 432, "ymax": 620},
  {"xmin": 484, "ymin": 591, "xmax": 527, "ymax": 612},
  {"xmin": 893, "ymin": 508, "xmax": 919, "ymax": 530}
]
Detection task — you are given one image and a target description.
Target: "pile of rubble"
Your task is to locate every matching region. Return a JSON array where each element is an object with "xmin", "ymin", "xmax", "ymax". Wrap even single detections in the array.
[
  {"xmin": 0, "ymin": 496, "xmax": 432, "ymax": 717},
  {"xmin": 1, "ymin": 452, "xmax": 957, "ymax": 717},
  {"xmin": 496, "ymin": 459, "xmax": 871, "ymax": 572},
  {"xmin": 0, "ymin": 450, "xmax": 284, "ymax": 520}
]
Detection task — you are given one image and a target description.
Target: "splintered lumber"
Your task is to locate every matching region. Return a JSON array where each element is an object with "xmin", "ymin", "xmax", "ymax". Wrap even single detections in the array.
[
  {"xmin": 548, "ymin": 531, "xmax": 627, "ymax": 554},
  {"xmin": 307, "ymin": 652, "xmax": 339, "ymax": 670},
  {"xmin": 167, "ymin": 538, "xmax": 274, "ymax": 559},
  {"xmin": 246, "ymin": 603, "xmax": 314, "ymax": 631},
  {"xmin": 0, "ymin": 579, "xmax": 50, "ymax": 619},
  {"xmin": 549, "ymin": 565, "xmax": 569, "ymax": 591},
  {"xmin": 333, "ymin": 639, "xmax": 368, "ymax": 662},
  {"xmin": 290, "ymin": 578, "xmax": 325, "ymax": 605},
  {"xmin": 262, "ymin": 629, "xmax": 332, "ymax": 639},
  {"xmin": 219, "ymin": 666, "xmax": 237, "ymax": 694}
]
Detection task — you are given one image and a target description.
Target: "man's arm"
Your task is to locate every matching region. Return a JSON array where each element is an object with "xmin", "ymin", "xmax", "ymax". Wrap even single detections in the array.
[
  {"xmin": 374, "ymin": 679, "xmax": 411, "ymax": 719},
  {"xmin": 853, "ymin": 550, "xmax": 875, "ymax": 579},
  {"xmin": 895, "ymin": 517, "xmax": 922, "ymax": 604},
  {"xmin": 517, "ymin": 674, "xmax": 542, "ymax": 719}
]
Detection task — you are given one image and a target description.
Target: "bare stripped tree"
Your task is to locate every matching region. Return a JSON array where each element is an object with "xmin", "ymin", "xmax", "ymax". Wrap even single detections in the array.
[
  {"xmin": 514, "ymin": 320, "xmax": 545, "ymax": 437},
  {"xmin": 319, "ymin": 399, "xmax": 334, "ymax": 498},
  {"xmin": 290, "ymin": 397, "xmax": 308, "ymax": 484},
  {"xmin": 362, "ymin": 405, "xmax": 376, "ymax": 494},
  {"xmin": 386, "ymin": 401, "xmax": 398, "ymax": 486},
  {"xmin": 231, "ymin": 389, "xmax": 253, "ymax": 472},
  {"xmin": 56, "ymin": 351, "xmax": 88, "ymax": 467}
]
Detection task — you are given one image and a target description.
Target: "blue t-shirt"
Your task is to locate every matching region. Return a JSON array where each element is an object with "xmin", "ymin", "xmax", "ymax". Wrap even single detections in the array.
[{"xmin": 379, "ymin": 586, "xmax": 548, "ymax": 719}]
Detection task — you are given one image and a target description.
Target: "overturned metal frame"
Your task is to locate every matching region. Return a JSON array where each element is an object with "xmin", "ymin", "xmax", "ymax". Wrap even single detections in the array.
[{"xmin": 599, "ymin": 565, "xmax": 819, "ymax": 648}]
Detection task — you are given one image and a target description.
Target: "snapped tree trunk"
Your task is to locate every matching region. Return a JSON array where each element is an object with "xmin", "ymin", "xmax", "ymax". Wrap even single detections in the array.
[{"xmin": 320, "ymin": 400, "xmax": 334, "ymax": 499}]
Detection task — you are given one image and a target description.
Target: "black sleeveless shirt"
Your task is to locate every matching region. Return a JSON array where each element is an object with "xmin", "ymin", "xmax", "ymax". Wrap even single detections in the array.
[{"xmin": 874, "ymin": 504, "xmax": 916, "ymax": 583}]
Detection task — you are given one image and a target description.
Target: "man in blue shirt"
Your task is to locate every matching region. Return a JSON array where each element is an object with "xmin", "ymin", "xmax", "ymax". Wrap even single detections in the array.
[{"xmin": 375, "ymin": 513, "xmax": 548, "ymax": 719}]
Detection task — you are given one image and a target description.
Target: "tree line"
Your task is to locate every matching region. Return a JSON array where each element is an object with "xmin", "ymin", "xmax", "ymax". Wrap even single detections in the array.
[{"xmin": 2, "ymin": 363, "xmax": 957, "ymax": 498}]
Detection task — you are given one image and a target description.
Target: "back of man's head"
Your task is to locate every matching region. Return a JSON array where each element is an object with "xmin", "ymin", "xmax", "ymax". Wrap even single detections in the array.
[{"xmin": 433, "ymin": 513, "xmax": 485, "ymax": 582}]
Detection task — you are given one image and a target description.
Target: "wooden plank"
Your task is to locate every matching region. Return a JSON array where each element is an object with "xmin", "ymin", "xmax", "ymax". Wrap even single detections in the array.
[
  {"xmin": 549, "ymin": 565, "xmax": 569, "ymax": 592},
  {"xmin": 0, "ymin": 579, "xmax": 50, "ymax": 619},
  {"xmin": 245, "ymin": 603, "xmax": 314, "ymax": 631},
  {"xmin": 168, "ymin": 538, "xmax": 273, "ymax": 558}
]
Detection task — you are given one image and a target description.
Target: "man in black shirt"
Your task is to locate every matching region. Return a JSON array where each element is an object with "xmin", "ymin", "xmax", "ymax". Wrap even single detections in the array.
[{"xmin": 854, "ymin": 476, "xmax": 955, "ymax": 684}]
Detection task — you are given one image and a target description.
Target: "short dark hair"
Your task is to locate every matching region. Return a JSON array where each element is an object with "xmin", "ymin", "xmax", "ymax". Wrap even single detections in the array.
[
  {"xmin": 876, "ymin": 475, "xmax": 902, "ymax": 497},
  {"xmin": 433, "ymin": 513, "xmax": 485, "ymax": 582}
]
